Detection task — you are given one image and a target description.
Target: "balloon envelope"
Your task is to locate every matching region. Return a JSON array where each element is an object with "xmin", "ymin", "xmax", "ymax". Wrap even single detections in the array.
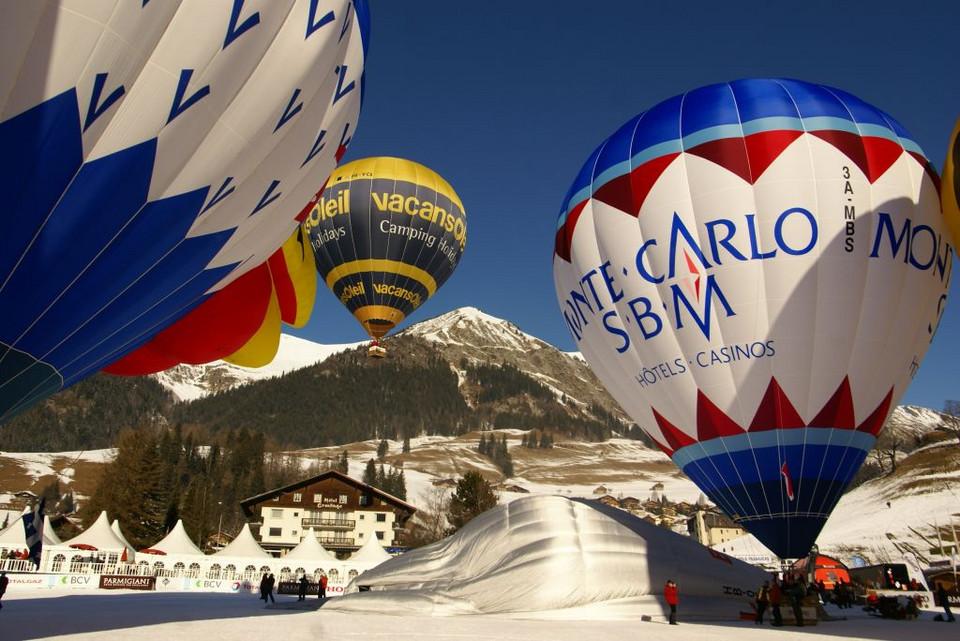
[
  {"xmin": 0, "ymin": 1, "xmax": 370, "ymax": 422},
  {"xmin": 305, "ymin": 156, "xmax": 467, "ymax": 338},
  {"xmin": 553, "ymin": 78, "xmax": 954, "ymax": 558},
  {"xmin": 942, "ymin": 116, "xmax": 960, "ymax": 248}
]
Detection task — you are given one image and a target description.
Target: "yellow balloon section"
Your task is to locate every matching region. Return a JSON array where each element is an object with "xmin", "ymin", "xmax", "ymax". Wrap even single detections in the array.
[
  {"xmin": 942, "ymin": 116, "xmax": 960, "ymax": 248},
  {"xmin": 304, "ymin": 157, "xmax": 466, "ymax": 338}
]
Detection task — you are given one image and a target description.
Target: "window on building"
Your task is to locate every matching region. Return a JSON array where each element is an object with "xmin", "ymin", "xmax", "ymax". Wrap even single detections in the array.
[
  {"xmin": 358, "ymin": 533, "xmax": 364, "ymax": 538},
  {"xmin": 313, "ymin": 493, "xmax": 322, "ymax": 503},
  {"xmin": 273, "ymin": 496, "xmax": 280, "ymax": 501},
  {"xmin": 359, "ymin": 495, "xmax": 370, "ymax": 506},
  {"xmin": 271, "ymin": 509, "xmax": 283, "ymax": 518},
  {"xmin": 359, "ymin": 514, "xmax": 365, "ymax": 520},
  {"xmin": 376, "ymin": 513, "xmax": 386, "ymax": 522},
  {"xmin": 269, "ymin": 527, "xmax": 282, "ymax": 537},
  {"xmin": 339, "ymin": 494, "xmax": 348, "ymax": 504},
  {"xmin": 375, "ymin": 531, "xmax": 384, "ymax": 540},
  {"xmin": 293, "ymin": 493, "xmax": 302, "ymax": 502}
]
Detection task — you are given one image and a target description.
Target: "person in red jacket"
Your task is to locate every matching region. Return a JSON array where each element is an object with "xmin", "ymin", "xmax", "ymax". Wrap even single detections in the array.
[
  {"xmin": 769, "ymin": 576, "xmax": 783, "ymax": 626},
  {"xmin": 664, "ymin": 579, "xmax": 679, "ymax": 625}
]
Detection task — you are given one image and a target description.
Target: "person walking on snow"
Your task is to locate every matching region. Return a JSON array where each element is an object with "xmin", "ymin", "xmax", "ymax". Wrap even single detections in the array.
[
  {"xmin": 298, "ymin": 574, "xmax": 308, "ymax": 601},
  {"xmin": 265, "ymin": 573, "xmax": 276, "ymax": 604},
  {"xmin": 319, "ymin": 573, "xmax": 328, "ymax": 599},
  {"xmin": 259, "ymin": 572, "xmax": 269, "ymax": 602},
  {"xmin": 664, "ymin": 579, "xmax": 679, "ymax": 625}
]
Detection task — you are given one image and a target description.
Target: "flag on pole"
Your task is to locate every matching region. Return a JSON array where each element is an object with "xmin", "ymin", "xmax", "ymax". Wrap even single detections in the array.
[
  {"xmin": 22, "ymin": 498, "xmax": 45, "ymax": 569},
  {"xmin": 780, "ymin": 461, "xmax": 795, "ymax": 501}
]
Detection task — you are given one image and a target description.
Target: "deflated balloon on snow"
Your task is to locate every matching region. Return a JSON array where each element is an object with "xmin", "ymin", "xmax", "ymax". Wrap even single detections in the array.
[
  {"xmin": 0, "ymin": 1, "xmax": 370, "ymax": 423},
  {"xmin": 553, "ymin": 78, "xmax": 956, "ymax": 558},
  {"xmin": 304, "ymin": 157, "xmax": 467, "ymax": 339}
]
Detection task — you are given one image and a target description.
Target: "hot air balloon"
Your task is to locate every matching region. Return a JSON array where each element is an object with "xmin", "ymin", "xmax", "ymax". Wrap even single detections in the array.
[
  {"xmin": 553, "ymin": 79, "xmax": 956, "ymax": 559},
  {"xmin": 0, "ymin": 1, "xmax": 370, "ymax": 423},
  {"xmin": 304, "ymin": 157, "xmax": 467, "ymax": 356}
]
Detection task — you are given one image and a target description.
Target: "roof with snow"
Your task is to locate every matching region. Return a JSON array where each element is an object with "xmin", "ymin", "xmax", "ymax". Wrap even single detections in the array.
[
  {"xmin": 212, "ymin": 523, "xmax": 270, "ymax": 559},
  {"xmin": 239, "ymin": 469, "xmax": 416, "ymax": 516},
  {"xmin": 149, "ymin": 519, "xmax": 205, "ymax": 557}
]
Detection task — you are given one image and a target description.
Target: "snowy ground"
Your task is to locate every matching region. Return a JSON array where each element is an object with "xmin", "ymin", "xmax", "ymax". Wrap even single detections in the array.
[{"xmin": 1, "ymin": 589, "xmax": 957, "ymax": 640}]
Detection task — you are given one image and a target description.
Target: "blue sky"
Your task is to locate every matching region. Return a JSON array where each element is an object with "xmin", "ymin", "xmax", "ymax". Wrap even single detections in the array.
[{"xmin": 291, "ymin": 1, "xmax": 959, "ymax": 411}]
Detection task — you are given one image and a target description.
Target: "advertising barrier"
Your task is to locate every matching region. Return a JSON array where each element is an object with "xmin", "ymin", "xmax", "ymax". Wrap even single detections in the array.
[{"xmin": 99, "ymin": 575, "xmax": 156, "ymax": 590}]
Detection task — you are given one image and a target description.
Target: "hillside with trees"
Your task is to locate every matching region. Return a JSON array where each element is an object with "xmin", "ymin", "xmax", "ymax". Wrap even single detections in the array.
[{"xmin": 0, "ymin": 373, "xmax": 173, "ymax": 451}]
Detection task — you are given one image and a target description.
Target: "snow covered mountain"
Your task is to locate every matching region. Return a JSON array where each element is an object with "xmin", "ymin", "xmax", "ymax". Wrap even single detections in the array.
[
  {"xmin": 153, "ymin": 334, "xmax": 364, "ymax": 402},
  {"xmin": 153, "ymin": 307, "xmax": 623, "ymax": 420}
]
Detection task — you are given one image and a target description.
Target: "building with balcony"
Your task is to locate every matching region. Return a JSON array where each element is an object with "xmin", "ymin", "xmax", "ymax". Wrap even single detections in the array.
[{"xmin": 239, "ymin": 470, "xmax": 416, "ymax": 557}]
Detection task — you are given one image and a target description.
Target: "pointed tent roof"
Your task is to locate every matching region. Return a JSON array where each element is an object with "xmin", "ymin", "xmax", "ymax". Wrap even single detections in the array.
[
  {"xmin": 283, "ymin": 528, "xmax": 338, "ymax": 562},
  {"xmin": 43, "ymin": 515, "xmax": 61, "ymax": 545},
  {"xmin": 0, "ymin": 510, "xmax": 27, "ymax": 548},
  {"xmin": 349, "ymin": 533, "xmax": 391, "ymax": 564},
  {"xmin": 60, "ymin": 511, "xmax": 134, "ymax": 559},
  {"xmin": 111, "ymin": 519, "xmax": 135, "ymax": 553},
  {"xmin": 150, "ymin": 520, "xmax": 205, "ymax": 557},
  {"xmin": 0, "ymin": 508, "xmax": 61, "ymax": 548},
  {"xmin": 212, "ymin": 523, "xmax": 271, "ymax": 559}
]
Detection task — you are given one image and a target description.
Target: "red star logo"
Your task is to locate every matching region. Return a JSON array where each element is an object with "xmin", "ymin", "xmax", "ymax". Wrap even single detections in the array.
[{"xmin": 680, "ymin": 249, "xmax": 702, "ymax": 301}]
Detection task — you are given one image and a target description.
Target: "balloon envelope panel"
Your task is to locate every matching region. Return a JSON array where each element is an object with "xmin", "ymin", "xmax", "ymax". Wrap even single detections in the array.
[
  {"xmin": 305, "ymin": 156, "xmax": 467, "ymax": 338},
  {"xmin": 553, "ymin": 78, "xmax": 953, "ymax": 558},
  {"xmin": 0, "ymin": 1, "xmax": 369, "ymax": 422}
]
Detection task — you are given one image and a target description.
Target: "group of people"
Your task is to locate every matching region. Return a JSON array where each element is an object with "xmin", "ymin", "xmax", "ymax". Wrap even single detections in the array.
[
  {"xmin": 295, "ymin": 573, "xmax": 329, "ymax": 601},
  {"xmin": 819, "ymin": 578, "xmax": 855, "ymax": 608},
  {"xmin": 259, "ymin": 572, "xmax": 276, "ymax": 603},
  {"xmin": 754, "ymin": 575, "xmax": 808, "ymax": 626},
  {"xmin": 257, "ymin": 572, "xmax": 329, "ymax": 604}
]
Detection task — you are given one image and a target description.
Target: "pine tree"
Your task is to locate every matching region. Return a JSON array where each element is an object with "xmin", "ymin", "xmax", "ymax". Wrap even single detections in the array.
[
  {"xmin": 447, "ymin": 471, "xmax": 499, "ymax": 533},
  {"xmin": 402, "ymin": 436, "xmax": 411, "ymax": 453},
  {"xmin": 377, "ymin": 439, "xmax": 389, "ymax": 461},
  {"xmin": 396, "ymin": 469, "xmax": 407, "ymax": 501},
  {"xmin": 337, "ymin": 451, "xmax": 349, "ymax": 474},
  {"xmin": 362, "ymin": 459, "xmax": 377, "ymax": 486}
]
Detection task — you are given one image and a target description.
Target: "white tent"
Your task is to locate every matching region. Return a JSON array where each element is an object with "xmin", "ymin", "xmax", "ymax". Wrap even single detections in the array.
[
  {"xmin": 58, "ymin": 511, "xmax": 134, "ymax": 561},
  {"xmin": 0, "ymin": 510, "xmax": 60, "ymax": 550},
  {"xmin": 348, "ymin": 532, "xmax": 392, "ymax": 565},
  {"xmin": 212, "ymin": 523, "xmax": 270, "ymax": 559},
  {"xmin": 148, "ymin": 519, "xmax": 204, "ymax": 557},
  {"xmin": 283, "ymin": 528, "xmax": 338, "ymax": 562},
  {"xmin": 111, "ymin": 520, "xmax": 136, "ymax": 555},
  {"xmin": 326, "ymin": 495, "xmax": 769, "ymax": 620},
  {"xmin": 43, "ymin": 515, "xmax": 61, "ymax": 545}
]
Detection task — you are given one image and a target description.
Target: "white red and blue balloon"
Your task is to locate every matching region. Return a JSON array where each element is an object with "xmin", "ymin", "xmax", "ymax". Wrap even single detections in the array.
[{"xmin": 553, "ymin": 78, "xmax": 956, "ymax": 558}]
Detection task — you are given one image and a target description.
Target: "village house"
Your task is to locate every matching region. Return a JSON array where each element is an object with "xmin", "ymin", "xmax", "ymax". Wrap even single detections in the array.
[
  {"xmin": 688, "ymin": 509, "xmax": 747, "ymax": 547},
  {"xmin": 240, "ymin": 470, "xmax": 416, "ymax": 557},
  {"xmin": 596, "ymin": 495, "xmax": 620, "ymax": 508}
]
